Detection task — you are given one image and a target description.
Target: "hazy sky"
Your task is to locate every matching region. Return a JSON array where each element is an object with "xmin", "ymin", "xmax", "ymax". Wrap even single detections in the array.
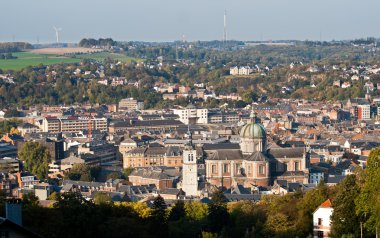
[{"xmin": 1, "ymin": 0, "xmax": 380, "ymax": 43}]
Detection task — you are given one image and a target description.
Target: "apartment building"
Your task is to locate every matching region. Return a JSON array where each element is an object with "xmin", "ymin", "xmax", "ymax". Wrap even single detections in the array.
[
  {"xmin": 357, "ymin": 104, "xmax": 370, "ymax": 120},
  {"xmin": 208, "ymin": 111, "xmax": 239, "ymax": 124},
  {"xmin": 42, "ymin": 117, "xmax": 108, "ymax": 133},
  {"xmin": 172, "ymin": 104, "xmax": 208, "ymax": 125},
  {"xmin": 118, "ymin": 98, "xmax": 144, "ymax": 111}
]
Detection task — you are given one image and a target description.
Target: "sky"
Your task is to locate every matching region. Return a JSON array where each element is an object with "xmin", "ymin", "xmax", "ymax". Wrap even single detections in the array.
[{"xmin": 1, "ymin": 0, "xmax": 380, "ymax": 43}]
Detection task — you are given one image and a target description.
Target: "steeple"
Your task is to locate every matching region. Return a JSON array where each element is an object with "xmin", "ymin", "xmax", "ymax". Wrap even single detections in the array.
[
  {"xmin": 182, "ymin": 124, "xmax": 198, "ymax": 196},
  {"xmin": 185, "ymin": 124, "xmax": 193, "ymax": 149}
]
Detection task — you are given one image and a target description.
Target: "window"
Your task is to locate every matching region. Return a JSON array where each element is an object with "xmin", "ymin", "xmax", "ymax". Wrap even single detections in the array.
[
  {"xmin": 317, "ymin": 231, "xmax": 324, "ymax": 238},
  {"xmin": 247, "ymin": 165, "xmax": 252, "ymax": 174},
  {"xmin": 318, "ymin": 218, "xmax": 323, "ymax": 225},
  {"xmin": 295, "ymin": 161, "xmax": 299, "ymax": 171},
  {"xmin": 223, "ymin": 164, "xmax": 229, "ymax": 173},
  {"xmin": 212, "ymin": 165, "xmax": 217, "ymax": 174},
  {"xmin": 259, "ymin": 165, "xmax": 265, "ymax": 175},
  {"xmin": 235, "ymin": 164, "xmax": 241, "ymax": 174},
  {"xmin": 188, "ymin": 154, "xmax": 194, "ymax": 162}
]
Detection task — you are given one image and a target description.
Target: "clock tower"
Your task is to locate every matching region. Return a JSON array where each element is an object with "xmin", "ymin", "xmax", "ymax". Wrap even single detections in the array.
[{"xmin": 182, "ymin": 128, "xmax": 198, "ymax": 196}]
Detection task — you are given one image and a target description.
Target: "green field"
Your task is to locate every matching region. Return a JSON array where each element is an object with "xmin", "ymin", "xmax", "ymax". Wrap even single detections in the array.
[
  {"xmin": 0, "ymin": 52, "xmax": 142, "ymax": 71},
  {"xmin": 0, "ymin": 52, "xmax": 81, "ymax": 71}
]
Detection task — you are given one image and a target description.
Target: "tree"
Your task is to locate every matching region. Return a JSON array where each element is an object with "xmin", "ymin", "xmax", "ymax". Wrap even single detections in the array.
[
  {"xmin": 150, "ymin": 196, "xmax": 168, "ymax": 238},
  {"xmin": 242, "ymin": 90, "xmax": 259, "ymax": 103},
  {"xmin": 106, "ymin": 171, "xmax": 123, "ymax": 180},
  {"xmin": 207, "ymin": 190, "xmax": 229, "ymax": 234},
  {"xmin": 94, "ymin": 192, "xmax": 112, "ymax": 205},
  {"xmin": 22, "ymin": 192, "xmax": 39, "ymax": 207},
  {"xmin": 295, "ymin": 181, "xmax": 329, "ymax": 237},
  {"xmin": 342, "ymin": 152, "xmax": 359, "ymax": 164},
  {"xmin": 331, "ymin": 175, "xmax": 360, "ymax": 238},
  {"xmin": 355, "ymin": 147, "xmax": 380, "ymax": 235},
  {"xmin": 4, "ymin": 108, "xmax": 21, "ymax": 118},
  {"xmin": 0, "ymin": 119, "xmax": 21, "ymax": 135},
  {"xmin": 168, "ymin": 200, "xmax": 186, "ymax": 221},
  {"xmin": 65, "ymin": 164, "xmax": 100, "ymax": 182},
  {"xmin": 18, "ymin": 142, "xmax": 50, "ymax": 180},
  {"xmin": 47, "ymin": 192, "xmax": 60, "ymax": 201},
  {"xmin": 235, "ymin": 100, "xmax": 247, "ymax": 108},
  {"xmin": 228, "ymin": 201, "xmax": 267, "ymax": 238},
  {"xmin": 123, "ymin": 167, "xmax": 134, "ymax": 181},
  {"xmin": 120, "ymin": 201, "xmax": 152, "ymax": 219},
  {"xmin": 184, "ymin": 201, "xmax": 208, "ymax": 221}
]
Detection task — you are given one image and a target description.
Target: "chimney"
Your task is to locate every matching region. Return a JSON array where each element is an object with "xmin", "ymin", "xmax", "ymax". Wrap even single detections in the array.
[{"xmin": 5, "ymin": 198, "xmax": 22, "ymax": 226}]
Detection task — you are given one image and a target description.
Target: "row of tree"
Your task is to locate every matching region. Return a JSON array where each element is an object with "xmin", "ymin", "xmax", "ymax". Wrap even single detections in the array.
[
  {"xmin": 78, "ymin": 38, "xmax": 117, "ymax": 48},
  {"xmin": 0, "ymin": 42, "xmax": 32, "ymax": 53}
]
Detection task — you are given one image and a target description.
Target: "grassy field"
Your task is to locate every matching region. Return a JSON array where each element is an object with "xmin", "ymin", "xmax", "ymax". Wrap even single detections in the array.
[
  {"xmin": 0, "ymin": 51, "xmax": 142, "ymax": 71},
  {"xmin": 0, "ymin": 52, "xmax": 81, "ymax": 71}
]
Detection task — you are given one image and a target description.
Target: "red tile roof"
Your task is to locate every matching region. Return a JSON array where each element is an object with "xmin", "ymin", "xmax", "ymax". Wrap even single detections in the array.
[{"xmin": 320, "ymin": 199, "xmax": 332, "ymax": 208}]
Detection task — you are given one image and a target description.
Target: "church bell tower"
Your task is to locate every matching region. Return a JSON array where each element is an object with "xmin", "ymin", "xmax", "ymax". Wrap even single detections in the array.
[{"xmin": 182, "ymin": 127, "xmax": 198, "ymax": 196}]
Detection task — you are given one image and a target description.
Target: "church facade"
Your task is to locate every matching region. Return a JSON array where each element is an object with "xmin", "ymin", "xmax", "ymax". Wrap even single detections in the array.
[{"xmin": 204, "ymin": 112, "xmax": 310, "ymax": 188}]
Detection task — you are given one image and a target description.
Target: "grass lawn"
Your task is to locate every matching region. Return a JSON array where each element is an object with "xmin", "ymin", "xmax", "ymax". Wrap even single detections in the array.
[{"xmin": 0, "ymin": 52, "xmax": 142, "ymax": 71}]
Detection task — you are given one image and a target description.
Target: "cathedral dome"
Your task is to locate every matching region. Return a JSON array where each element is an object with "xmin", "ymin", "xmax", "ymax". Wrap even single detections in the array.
[
  {"xmin": 240, "ymin": 111, "xmax": 266, "ymax": 139},
  {"xmin": 240, "ymin": 123, "xmax": 266, "ymax": 139}
]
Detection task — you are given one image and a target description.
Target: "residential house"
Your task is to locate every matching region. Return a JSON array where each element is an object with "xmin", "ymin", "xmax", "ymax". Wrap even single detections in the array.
[{"xmin": 313, "ymin": 199, "xmax": 333, "ymax": 238}]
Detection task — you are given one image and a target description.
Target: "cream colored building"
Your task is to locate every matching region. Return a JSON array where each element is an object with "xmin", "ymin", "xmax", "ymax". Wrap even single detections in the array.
[
  {"xmin": 118, "ymin": 98, "xmax": 144, "ymax": 111},
  {"xmin": 172, "ymin": 104, "xmax": 208, "ymax": 125},
  {"xmin": 42, "ymin": 117, "xmax": 108, "ymax": 133}
]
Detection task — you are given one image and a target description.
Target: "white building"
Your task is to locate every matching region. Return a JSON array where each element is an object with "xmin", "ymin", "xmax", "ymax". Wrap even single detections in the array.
[
  {"xmin": 172, "ymin": 104, "xmax": 208, "ymax": 125},
  {"xmin": 238, "ymin": 66, "xmax": 253, "ymax": 75},
  {"xmin": 230, "ymin": 66, "xmax": 239, "ymax": 75},
  {"xmin": 357, "ymin": 104, "xmax": 370, "ymax": 120},
  {"xmin": 313, "ymin": 199, "xmax": 333, "ymax": 238},
  {"xmin": 230, "ymin": 66, "xmax": 254, "ymax": 75},
  {"xmin": 181, "ymin": 131, "xmax": 198, "ymax": 196}
]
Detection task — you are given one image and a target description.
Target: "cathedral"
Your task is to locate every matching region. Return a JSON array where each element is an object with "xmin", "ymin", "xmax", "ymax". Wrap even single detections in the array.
[{"xmin": 203, "ymin": 111, "xmax": 310, "ymax": 189}]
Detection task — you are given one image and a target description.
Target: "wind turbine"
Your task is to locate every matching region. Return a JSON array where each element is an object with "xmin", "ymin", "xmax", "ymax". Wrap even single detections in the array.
[{"xmin": 53, "ymin": 26, "xmax": 62, "ymax": 44}]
